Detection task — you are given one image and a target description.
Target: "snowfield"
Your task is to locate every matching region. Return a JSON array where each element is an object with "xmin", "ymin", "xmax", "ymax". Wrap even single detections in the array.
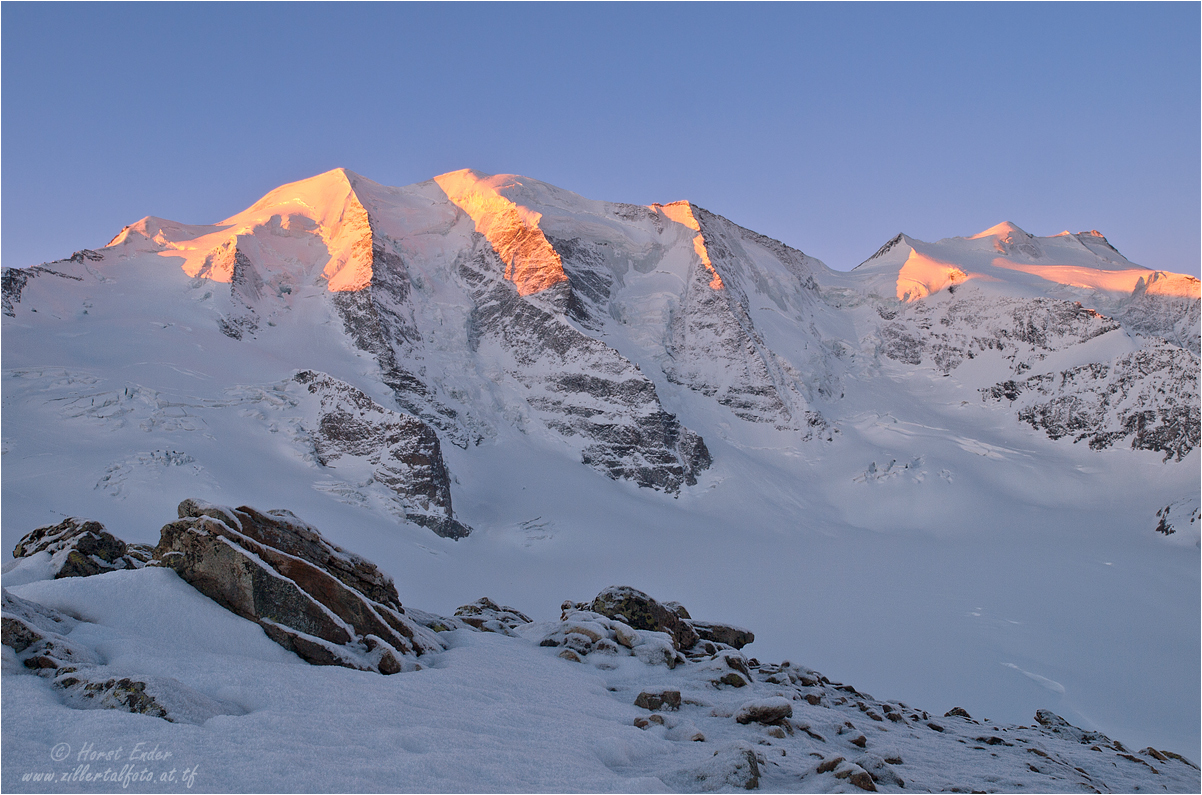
[
  {"xmin": 2, "ymin": 563, "xmax": 1198, "ymax": 793},
  {"xmin": 2, "ymin": 167, "xmax": 1198, "ymax": 791}
]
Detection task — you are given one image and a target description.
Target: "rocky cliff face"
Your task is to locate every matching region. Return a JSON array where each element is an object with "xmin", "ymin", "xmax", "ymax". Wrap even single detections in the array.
[
  {"xmin": 226, "ymin": 370, "xmax": 471, "ymax": 538},
  {"xmin": 845, "ymin": 225, "xmax": 1199, "ymax": 459},
  {"xmin": 874, "ymin": 291, "xmax": 1121, "ymax": 375},
  {"xmin": 659, "ymin": 204, "xmax": 818, "ymax": 431},
  {"xmin": 291, "ymin": 370, "xmax": 470, "ymax": 538},
  {"xmin": 1117, "ymin": 282, "xmax": 1202, "ymax": 356},
  {"xmin": 983, "ymin": 342, "xmax": 1200, "ymax": 460},
  {"xmin": 453, "ymin": 234, "xmax": 712, "ymax": 491}
]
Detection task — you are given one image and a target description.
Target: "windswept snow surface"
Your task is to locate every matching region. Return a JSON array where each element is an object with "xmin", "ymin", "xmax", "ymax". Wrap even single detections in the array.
[
  {"xmin": 2, "ymin": 568, "xmax": 1198, "ymax": 793},
  {"xmin": 2, "ymin": 168, "xmax": 1199, "ymax": 781}
]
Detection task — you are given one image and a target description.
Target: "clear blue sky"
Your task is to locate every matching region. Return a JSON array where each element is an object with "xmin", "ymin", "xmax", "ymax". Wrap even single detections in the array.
[{"xmin": 3, "ymin": 2, "xmax": 1199, "ymax": 275}]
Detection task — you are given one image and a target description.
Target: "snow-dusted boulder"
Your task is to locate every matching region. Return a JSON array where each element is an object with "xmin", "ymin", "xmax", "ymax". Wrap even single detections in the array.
[
  {"xmin": 589, "ymin": 585, "xmax": 699, "ymax": 651},
  {"xmin": 453, "ymin": 597, "xmax": 532, "ymax": 635},
  {"xmin": 3, "ymin": 588, "xmax": 241, "ymax": 724},
  {"xmin": 1, "ymin": 588, "xmax": 95, "ymax": 670},
  {"xmin": 156, "ymin": 499, "xmax": 442, "ymax": 674},
  {"xmin": 699, "ymin": 649, "xmax": 754, "ymax": 688},
  {"xmin": 631, "ymin": 631, "xmax": 679, "ymax": 669},
  {"xmin": 692, "ymin": 620, "xmax": 755, "ymax": 650},
  {"xmin": 661, "ymin": 741, "xmax": 763, "ymax": 791},
  {"xmin": 635, "ymin": 689, "xmax": 682, "ymax": 711},
  {"xmin": 734, "ymin": 697, "xmax": 793, "ymax": 726},
  {"xmin": 1034, "ymin": 709, "xmax": 1113, "ymax": 746},
  {"xmin": 53, "ymin": 672, "xmax": 243, "ymax": 725},
  {"xmin": 9, "ymin": 517, "xmax": 151, "ymax": 580}
]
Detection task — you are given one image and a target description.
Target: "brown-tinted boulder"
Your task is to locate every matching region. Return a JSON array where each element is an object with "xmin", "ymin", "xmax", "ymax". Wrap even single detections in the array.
[
  {"xmin": 2, "ymin": 589, "xmax": 96, "ymax": 669},
  {"xmin": 693, "ymin": 620, "xmax": 755, "ymax": 650},
  {"xmin": 179, "ymin": 499, "xmax": 403, "ymax": 611},
  {"xmin": 735, "ymin": 697, "xmax": 794, "ymax": 725},
  {"xmin": 11, "ymin": 518, "xmax": 146, "ymax": 578},
  {"xmin": 1, "ymin": 615, "xmax": 43, "ymax": 653},
  {"xmin": 589, "ymin": 586, "xmax": 699, "ymax": 651},
  {"xmin": 663, "ymin": 742, "xmax": 761, "ymax": 791},
  {"xmin": 635, "ymin": 689, "xmax": 682, "ymax": 711},
  {"xmin": 53, "ymin": 672, "xmax": 243, "ymax": 725}
]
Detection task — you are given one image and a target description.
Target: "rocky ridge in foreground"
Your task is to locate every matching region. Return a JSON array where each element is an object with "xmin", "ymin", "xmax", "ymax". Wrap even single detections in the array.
[{"xmin": 3, "ymin": 501, "xmax": 1197, "ymax": 793}]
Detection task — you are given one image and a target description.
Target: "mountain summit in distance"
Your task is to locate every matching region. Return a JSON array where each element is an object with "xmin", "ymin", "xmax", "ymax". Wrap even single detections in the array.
[{"xmin": 2, "ymin": 167, "xmax": 1199, "ymax": 783}]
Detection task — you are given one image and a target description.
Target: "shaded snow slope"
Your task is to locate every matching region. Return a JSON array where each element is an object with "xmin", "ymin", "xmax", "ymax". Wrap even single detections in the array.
[
  {"xmin": 2, "ymin": 168, "xmax": 1198, "ymax": 762},
  {"xmin": 3, "ymin": 567, "xmax": 1197, "ymax": 793}
]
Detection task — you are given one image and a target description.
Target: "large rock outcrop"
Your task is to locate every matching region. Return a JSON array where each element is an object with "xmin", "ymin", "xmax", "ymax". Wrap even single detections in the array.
[{"xmin": 155, "ymin": 499, "xmax": 443, "ymax": 674}]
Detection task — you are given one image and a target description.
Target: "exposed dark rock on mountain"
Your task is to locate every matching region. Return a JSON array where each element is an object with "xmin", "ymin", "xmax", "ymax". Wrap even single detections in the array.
[
  {"xmin": 292, "ymin": 371, "xmax": 471, "ymax": 538},
  {"xmin": 1118, "ymin": 276, "xmax": 1202, "ymax": 356},
  {"xmin": 156, "ymin": 498, "xmax": 443, "ymax": 674},
  {"xmin": 663, "ymin": 204, "xmax": 826, "ymax": 431},
  {"xmin": 330, "ymin": 240, "xmax": 473, "ymax": 448},
  {"xmin": 454, "ymin": 236, "xmax": 713, "ymax": 492},
  {"xmin": 11, "ymin": 517, "xmax": 151, "ymax": 578},
  {"xmin": 1154, "ymin": 496, "xmax": 1200, "ymax": 536},
  {"xmin": 1, "ymin": 260, "xmax": 87, "ymax": 317},
  {"xmin": 877, "ymin": 294, "xmax": 1121, "ymax": 375},
  {"xmin": 982, "ymin": 343, "xmax": 1200, "ymax": 460}
]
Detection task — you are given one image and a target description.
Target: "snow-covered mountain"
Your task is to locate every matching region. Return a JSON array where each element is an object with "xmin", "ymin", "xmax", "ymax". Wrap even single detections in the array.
[{"xmin": 3, "ymin": 168, "xmax": 1199, "ymax": 777}]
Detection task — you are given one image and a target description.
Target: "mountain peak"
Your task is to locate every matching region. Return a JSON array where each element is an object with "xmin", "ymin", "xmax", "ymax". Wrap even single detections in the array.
[
  {"xmin": 103, "ymin": 168, "xmax": 376, "ymax": 292},
  {"xmin": 433, "ymin": 169, "xmax": 567, "ymax": 297},
  {"xmin": 651, "ymin": 200, "xmax": 700, "ymax": 231},
  {"xmin": 969, "ymin": 221, "xmax": 1030, "ymax": 241},
  {"xmin": 238, "ymin": 167, "xmax": 360, "ymax": 222}
]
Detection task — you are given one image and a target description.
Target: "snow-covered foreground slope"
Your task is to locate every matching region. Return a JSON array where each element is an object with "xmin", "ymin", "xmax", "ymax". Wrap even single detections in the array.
[
  {"xmin": 2, "ymin": 168, "xmax": 1198, "ymax": 773},
  {"xmin": 4, "ymin": 561, "xmax": 1198, "ymax": 793}
]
